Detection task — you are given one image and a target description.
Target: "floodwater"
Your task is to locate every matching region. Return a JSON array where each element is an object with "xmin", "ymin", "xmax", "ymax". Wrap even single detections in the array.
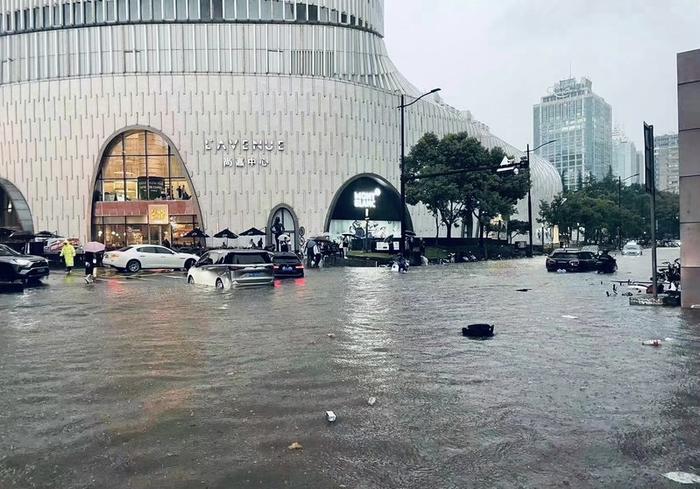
[{"xmin": 1, "ymin": 249, "xmax": 698, "ymax": 488}]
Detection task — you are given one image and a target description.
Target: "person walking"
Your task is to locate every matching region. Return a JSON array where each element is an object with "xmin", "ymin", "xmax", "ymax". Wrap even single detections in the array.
[
  {"xmin": 313, "ymin": 242, "xmax": 322, "ymax": 268},
  {"xmin": 257, "ymin": 237, "xmax": 263, "ymax": 249},
  {"xmin": 84, "ymin": 251, "xmax": 96, "ymax": 284},
  {"xmin": 59, "ymin": 240, "xmax": 76, "ymax": 275},
  {"xmin": 162, "ymin": 238, "xmax": 171, "ymax": 249},
  {"xmin": 342, "ymin": 236, "xmax": 350, "ymax": 259}
]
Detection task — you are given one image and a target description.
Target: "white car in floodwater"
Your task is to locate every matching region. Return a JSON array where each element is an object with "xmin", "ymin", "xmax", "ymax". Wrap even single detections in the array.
[
  {"xmin": 621, "ymin": 241, "xmax": 643, "ymax": 256},
  {"xmin": 103, "ymin": 245, "xmax": 199, "ymax": 273}
]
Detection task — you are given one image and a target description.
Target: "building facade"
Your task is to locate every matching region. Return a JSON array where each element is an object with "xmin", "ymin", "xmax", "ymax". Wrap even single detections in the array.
[
  {"xmin": 0, "ymin": 0, "xmax": 562, "ymax": 249},
  {"xmin": 612, "ymin": 128, "xmax": 642, "ymax": 185},
  {"xmin": 654, "ymin": 133, "xmax": 679, "ymax": 194},
  {"xmin": 678, "ymin": 48, "xmax": 700, "ymax": 308},
  {"xmin": 533, "ymin": 77, "xmax": 612, "ymax": 190}
]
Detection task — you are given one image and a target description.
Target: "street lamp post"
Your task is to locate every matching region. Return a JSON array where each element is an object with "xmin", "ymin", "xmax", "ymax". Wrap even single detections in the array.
[
  {"xmin": 525, "ymin": 140, "xmax": 557, "ymax": 257},
  {"xmin": 399, "ymin": 88, "xmax": 441, "ymax": 257},
  {"xmin": 617, "ymin": 173, "xmax": 640, "ymax": 250}
]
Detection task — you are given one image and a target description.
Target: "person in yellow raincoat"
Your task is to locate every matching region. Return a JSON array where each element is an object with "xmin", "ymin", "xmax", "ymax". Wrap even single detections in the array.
[{"xmin": 60, "ymin": 241, "xmax": 76, "ymax": 275}]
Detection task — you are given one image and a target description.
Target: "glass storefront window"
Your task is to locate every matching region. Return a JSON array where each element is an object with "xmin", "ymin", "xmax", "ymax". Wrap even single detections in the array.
[
  {"xmin": 124, "ymin": 154, "xmax": 146, "ymax": 178},
  {"xmin": 104, "ymin": 224, "xmax": 126, "ymax": 248},
  {"xmin": 126, "ymin": 224, "xmax": 147, "ymax": 245}
]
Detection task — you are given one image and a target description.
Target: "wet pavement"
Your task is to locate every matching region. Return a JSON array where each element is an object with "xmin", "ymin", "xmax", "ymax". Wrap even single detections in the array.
[{"xmin": 0, "ymin": 249, "xmax": 698, "ymax": 488}]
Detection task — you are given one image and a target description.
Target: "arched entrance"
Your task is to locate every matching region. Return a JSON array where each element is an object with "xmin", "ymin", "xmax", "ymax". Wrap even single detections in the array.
[
  {"xmin": 267, "ymin": 204, "xmax": 299, "ymax": 252},
  {"xmin": 324, "ymin": 174, "xmax": 412, "ymax": 239},
  {"xmin": 91, "ymin": 128, "xmax": 202, "ymax": 249},
  {"xmin": 0, "ymin": 178, "xmax": 33, "ymax": 233}
]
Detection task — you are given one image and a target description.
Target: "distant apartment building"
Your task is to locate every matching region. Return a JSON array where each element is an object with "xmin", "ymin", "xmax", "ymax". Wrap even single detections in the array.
[
  {"xmin": 533, "ymin": 77, "xmax": 613, "ymax": 190},
  {"xmin": 612, "ymin": 128, "xmax": 643, "ymax": 185},
  {"xmin": 654, "ymin": 133, "xmax": 679, "ymax": 193}
]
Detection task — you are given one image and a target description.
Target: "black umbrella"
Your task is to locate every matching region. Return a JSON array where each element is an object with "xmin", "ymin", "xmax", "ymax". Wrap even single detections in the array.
[
  {"xmin": 35, "ymin": 230, "xmax": 58, "ymax": 238},
  {"xmin": 214, "ymin": 228, "xmax": 239, "ymax": 239},
  {"xmin": 239, "ymin": 227, "xmax": 266, "ymax": 236},
  {"xmin": 184, "ymin": 228, "xmax": 209, "ymax": 238}
]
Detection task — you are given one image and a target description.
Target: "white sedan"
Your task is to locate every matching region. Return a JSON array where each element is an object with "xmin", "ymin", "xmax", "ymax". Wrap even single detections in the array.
[{"xmin": 103, "ymin": 245, "xmax": 199, "ymax": 273}]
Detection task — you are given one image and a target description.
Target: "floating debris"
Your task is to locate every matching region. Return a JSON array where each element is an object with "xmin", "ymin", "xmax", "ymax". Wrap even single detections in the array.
[
  {"xmin": 367, "ymin": 397, "xmax": 377, "ymax": 406},
  {"xmin": 561, "ymin": 315, "xmax": 578, "ymax": 320},
  {"xmin": 663, "ymin": 471, "xmax": 700, "ymax": 484},
  {"xmin": 327, "ymin": 333, "xmax": 336, "ymax": 339},
  {"xmin": 325, "ymin": 411, "xmax": 337, "ymax": 423},
  {"xmin": 288, "ymin": 442, "xmax": 303, "ymax": 450},
  {"xmin": 642, "ymin": 339, "xmax": 662, "ymax": 347}
]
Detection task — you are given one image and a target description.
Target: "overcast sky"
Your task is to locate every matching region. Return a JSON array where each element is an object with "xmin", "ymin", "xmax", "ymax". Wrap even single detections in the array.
[{"xmin": 384, "ymin": 0, "xmax": 700, "ymax": 149}]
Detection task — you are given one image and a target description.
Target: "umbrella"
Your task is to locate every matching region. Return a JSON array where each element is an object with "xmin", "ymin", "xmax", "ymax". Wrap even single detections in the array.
[
  {"xmin": 305, "ymin": 239, "xmax": 317, "ymax": 249},
  {"xmin": 278, "ymin": 234, "xmax": 291, "ymax": 243},
  {"xmin": 36, "ymin": 230, "xmax": 58, "ymax": 238},
  {"xmin": 239, "ymin": 227, "xmax": 266, "ymax": 236},
  {"xmin": 84, "ymin": 241, "xmax": 106, "ymax": 253},
  {"xmin": 214, "ymin": 228, "xmax": 239, "ymax": 239},
  {"xmin": 184, "ymin": 228, "xmax": 209, "ymax": 238}
]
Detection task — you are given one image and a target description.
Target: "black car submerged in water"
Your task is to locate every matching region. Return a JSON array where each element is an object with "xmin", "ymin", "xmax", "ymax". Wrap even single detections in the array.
[
  {"xmin": 0, "ymin": 244, "xmax": 50, "ymax": 284},
  {"xmin": 272, "ymin": 252, "xmax": 305, "ymax": 278},
  {"xmin": 546, "ymin": 249, "xmax": 598, "ymax": 273}
]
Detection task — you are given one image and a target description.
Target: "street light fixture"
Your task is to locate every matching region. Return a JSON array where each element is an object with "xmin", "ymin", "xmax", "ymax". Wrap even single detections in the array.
[
  {"xmin": 399, "ymin": 88, "xmax": 441, "ymax": 257},
  {"xmin": 618, "ymin": 173, "xmax": 640, "ymax": 250},
  {"xmin": 523, "ymin": 139, "xmax": 557, "ymax": 257}
]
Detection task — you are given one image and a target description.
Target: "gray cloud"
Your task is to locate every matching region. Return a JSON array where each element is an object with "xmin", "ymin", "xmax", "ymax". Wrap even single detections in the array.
[{"xmin": 384, "ymin": 0, "xmax": 699, "ymax": 148}]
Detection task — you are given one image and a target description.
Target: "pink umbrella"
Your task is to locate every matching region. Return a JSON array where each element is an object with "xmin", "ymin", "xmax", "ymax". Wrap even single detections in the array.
[{"xmin": 83, "ymin": 241, "xmax": 106, "ymax": 253}]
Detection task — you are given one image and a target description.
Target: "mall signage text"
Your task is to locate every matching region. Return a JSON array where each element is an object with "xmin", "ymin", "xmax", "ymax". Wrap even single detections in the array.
[{"xmin": 204, "ymin": 137, "xmax": 285, "ymax": 169}]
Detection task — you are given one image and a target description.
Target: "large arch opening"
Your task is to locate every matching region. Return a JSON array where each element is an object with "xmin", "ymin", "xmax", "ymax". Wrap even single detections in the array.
[
  {"xmin": 324, "ymin": 174, "xmax": 412, "ymax": 242},
  {"xmin": 91, "ymin": 129, "xmax": 202, "ymax": 249},
  {"xmin": 267, "ymin": 204, "xmax": 299, "ymax": 252},
  {"xmin": 0, "ymin": 178, "xmax": 33, "ymax": 233}
]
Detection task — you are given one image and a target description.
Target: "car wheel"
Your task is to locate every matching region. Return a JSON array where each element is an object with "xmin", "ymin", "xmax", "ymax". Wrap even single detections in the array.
[
  {"xmin": 215, "ymin": 278, "xmax": 224, "ymax": 290},
  {"xmin": 126, "ymin": 260, "xmax": 141, "ymax": 273},
  {"xmin": 187, "ymin": 275, "xmax": 195, "ymax": 284},
  {"xmin": 184, "ymin": 259, "xmax": 196, "ymax": 270}
]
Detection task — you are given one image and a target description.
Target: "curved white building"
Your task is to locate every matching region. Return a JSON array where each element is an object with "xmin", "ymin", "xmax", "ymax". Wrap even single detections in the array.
[{"xmin": 0, "ymin": 0, "xmax": 561, "ymax": 249}]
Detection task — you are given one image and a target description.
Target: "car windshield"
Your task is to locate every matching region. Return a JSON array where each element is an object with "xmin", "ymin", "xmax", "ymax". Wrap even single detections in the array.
[
  {"xmin": 0, "ymin": 244, "xmax": 21, "ymax": 257},
  {"xmin": 117, "ymin": 247, "xmax": 133, "ymax": 252},
  {"xmin": 624, "ymin": 244, "xmax": 639, "ymax": 249}
]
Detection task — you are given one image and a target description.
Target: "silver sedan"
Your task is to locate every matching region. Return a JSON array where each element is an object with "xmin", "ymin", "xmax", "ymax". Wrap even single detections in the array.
[{"xmin": 187, "ymin": 250, "xmax": 274, "ymax": 289}]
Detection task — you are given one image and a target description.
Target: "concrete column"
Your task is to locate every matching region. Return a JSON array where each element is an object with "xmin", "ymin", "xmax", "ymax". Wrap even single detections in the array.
[{"xmin": 678, "ymin": 48, "xmax": 700, "ymax": 308}]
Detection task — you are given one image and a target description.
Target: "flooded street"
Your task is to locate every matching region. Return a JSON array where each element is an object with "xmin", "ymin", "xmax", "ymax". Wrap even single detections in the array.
[{"xmin": 1, "ymin": 249, "xmax": 698, "ymax": 488}]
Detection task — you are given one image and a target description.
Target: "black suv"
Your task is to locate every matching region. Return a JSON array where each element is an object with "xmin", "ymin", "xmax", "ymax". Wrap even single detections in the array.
[
  {"xmin": 0, "ymin": 244, "xmax": 50, "ymax": 283},
  {"xmin": 546, "ymin": 249, "xmax": 597, "ymax": 273}
]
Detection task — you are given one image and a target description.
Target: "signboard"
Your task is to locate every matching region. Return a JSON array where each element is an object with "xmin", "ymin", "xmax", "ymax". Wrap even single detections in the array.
[
  {"xmin": 375, "ymin": 242, "xmax": 389, "ymax": 251},
  {"xmin": 353, "ymin": 188, "xmax": 382, "ymax": 208},
  {"xmin": 204, "ymin": 137, "xmax": 285, "ymax": 169},
  {"xmin": 644, "ymin": 123, "xmax": 655, "ymax": 195},
  {"xmin": 148, "ymin": 204, "xmax": 169, "ymax": 225}
]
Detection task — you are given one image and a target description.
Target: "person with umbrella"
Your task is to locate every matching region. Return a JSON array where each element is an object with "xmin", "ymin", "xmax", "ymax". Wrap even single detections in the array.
[{"xmin": 82, "ymin": 241, "xmax": 105, "ymax": 283}]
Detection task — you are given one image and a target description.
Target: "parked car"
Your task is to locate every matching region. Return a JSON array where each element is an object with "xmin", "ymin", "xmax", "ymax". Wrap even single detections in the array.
[
  {"xmin": 621, "ymin": 241, "xmax": 643, "ymax": 256},
  {"xmin": 0, "ymin": 243, "xmax": 50, "ymax": 284},
  {"xmin": 273, "ymin": 252, "xmax": 304, "ymax": 278},
  {"xmin": 103, "ymin": 245, "xmax": 199, "ymax": 273},
  {"xmin": 546, "ymin": 249, "xmax": 598, "ymax": 272},
  {"xmin": 187, "ymin": 250, "xmax": 274, "ymax": 289}
]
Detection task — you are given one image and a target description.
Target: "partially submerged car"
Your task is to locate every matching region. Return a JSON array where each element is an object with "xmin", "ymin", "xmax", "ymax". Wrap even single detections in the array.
[
  {"xmin": 0, "ymin": 244, "xmax": 50, "ymax": 284},
  {"xmin": 546, "ymin": 249, "xmax": 597, "ymax": 273}
]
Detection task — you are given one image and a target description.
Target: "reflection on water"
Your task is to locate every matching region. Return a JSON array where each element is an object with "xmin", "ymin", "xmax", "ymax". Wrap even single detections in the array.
[{"xmin": 0, "ymin": 249, "xmax": 698, "ymax": 488}]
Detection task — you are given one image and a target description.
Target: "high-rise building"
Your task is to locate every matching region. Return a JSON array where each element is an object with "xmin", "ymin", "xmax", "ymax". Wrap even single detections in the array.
[
  {"xmin": 612, "ymin": 128, "xmax": 643, "ymax": 185},
  {"xmin": 533, "ymin": 77, "xmax": 613, "ymax": 190},
  {"xmin": 654, "ymin": 134, "xmax": 679, "ymax": 193}
]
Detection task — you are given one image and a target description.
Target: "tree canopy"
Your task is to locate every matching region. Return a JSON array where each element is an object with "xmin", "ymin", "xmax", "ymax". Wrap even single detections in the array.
[
  {"xmin": 539, "ymin": 173, "xmax": 679, "ymax": 245},
  {"xmin": 404, "ymin": 132, "xmax": 528, "ymax": 239}
]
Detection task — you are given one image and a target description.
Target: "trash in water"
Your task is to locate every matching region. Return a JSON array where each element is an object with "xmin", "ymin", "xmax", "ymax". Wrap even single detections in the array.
[
  {"xmin": 327, "ymin": 333, "xmax": 336, "ymax": 339},
  {"xmin": 367, "ymin": 397, "xmax": 377, "ymax": 406},
  {"xmin": 288, "ymin": 442, "xmax": 303, "ymax": 450},
  {"xmin": 516, "ymin": 288, "xmax": 531, "ymax": 292},
  {"xmin": 664, "ymin": 337, "xmax": 674, "ymax": 342},
  {"xmin": 561, "ymin": 315, "xmax": 578, "ymax": 319},
  {"xmin": 462, "ymin": 324, "xmax": 495, "ymax": 338},
  {"xmin": 663, "ymin": 472, "xmax": 700, "ymax": 484},
  {"xmin": 642, "ymin": 339, "xmax": 662, "ymax": 347},
  {"xmin": 325, "ymin": 411, "xmax": 337, "ymax": 422}
]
